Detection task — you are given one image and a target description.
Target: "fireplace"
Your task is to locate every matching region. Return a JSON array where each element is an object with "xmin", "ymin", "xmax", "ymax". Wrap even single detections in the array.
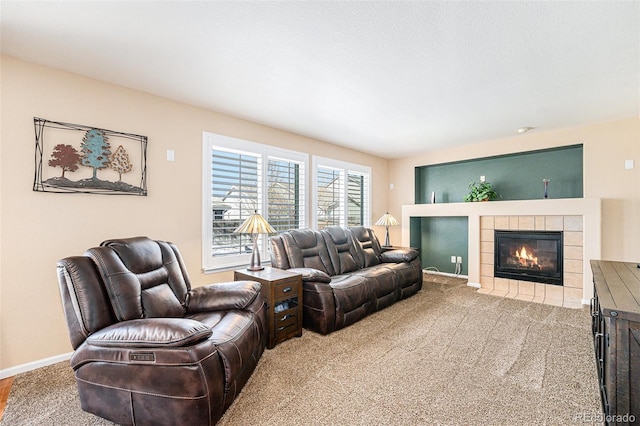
[{"xmin": 494, "ymin": 230, "xmax": 563, "ymax": 286}]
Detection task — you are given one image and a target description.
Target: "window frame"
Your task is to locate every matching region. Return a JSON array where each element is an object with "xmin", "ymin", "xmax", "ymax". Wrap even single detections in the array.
[
  {"xmin": 202, "ymin": 132, "xmax": 308, "ymax": 272},
  {"xmin": 311, "ymin": 155, "xmax": 372, "ymax": 230}
]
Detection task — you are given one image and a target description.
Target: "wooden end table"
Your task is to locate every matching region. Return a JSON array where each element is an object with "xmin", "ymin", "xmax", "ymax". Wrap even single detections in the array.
[{"xmin": 234, "ymin": 266, "xmax": 302, "ymax": 349}]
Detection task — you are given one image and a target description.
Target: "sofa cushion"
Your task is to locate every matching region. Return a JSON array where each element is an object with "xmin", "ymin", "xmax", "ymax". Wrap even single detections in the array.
[
  {"xmin": 88, "ymin": 237, "xmax": 190, "ymax": 321},
  {"xmin": 282, "ymin": 229, "xmax": 335, "ymax": 275},
  {"xmin": 383, "ymin": 260, "xmax": 423, "ymax": 289},
  {"xmin": 87, "ymin": 318, "xmax": 212, "ymax": 348},
  {"xmin": 288, "ymin": 267, "xmax": 332, "ymax": 283},
  {"xmin": 141, "ymin": 283, "xmax": 185, "ymax": 317},
  {"xmin": 186, "ymin": 281, "xmax": 260, "ymax": 313},
  {"xmin": 354, "ymin": 266, "xmax": 398, "ymax": 300},
  {"xmin": 268, "ymin": 235, "xmax": 291, "ymax": 270},
  {"xmin": 330, "ymin": 274, "xmax": 372, "ymax": 313},
  {"xmin": 57, "ymin": 257, "xmax": 117, "ymax": 348},
  {"xmin": 322, "ymin": 226, "xmax": 361, "ymax": 274},
  {"xmin": 209, "ymin": 311, "xmax": 263, "ymax": 394},
  {"xmin": 349, "ymin": 226, "xmax": 382, "ymax": 268},
  {"xmin": 381, "ymin": 248, "xmax": 419, "ymax": 263}
]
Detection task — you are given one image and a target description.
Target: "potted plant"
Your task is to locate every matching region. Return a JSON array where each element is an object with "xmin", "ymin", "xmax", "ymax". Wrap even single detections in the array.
[{"xmin": 464, "ymin": 181, "xmax": 499, "ymax": 202}]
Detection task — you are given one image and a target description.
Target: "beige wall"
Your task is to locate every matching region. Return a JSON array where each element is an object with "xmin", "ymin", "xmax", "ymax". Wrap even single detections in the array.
[
  {"xmin": 0, "ymin": 56, "xmax": 390, "ymax": 372},
  {"xmin": 1, "ymin": 54, "xmax": 638, "ymax": 373},
  {"xmin": 388, "ymin": 117, "xmax": 640, "ymax": 262}
]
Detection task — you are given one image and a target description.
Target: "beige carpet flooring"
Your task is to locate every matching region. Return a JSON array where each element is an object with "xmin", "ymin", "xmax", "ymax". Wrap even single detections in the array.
[{"xmin": 1, "ymin": 275, "xmax": 602, "ymax": 425}]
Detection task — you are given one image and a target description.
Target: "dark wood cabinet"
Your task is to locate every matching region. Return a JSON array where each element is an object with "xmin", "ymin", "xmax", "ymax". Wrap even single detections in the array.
[
  {"xmin": 234, "ymin": 267, "xmax": 302, "ymax": 349},
  {"xmin": 591, "ymin": 260, "xmax": 640, "ymax": 425}
]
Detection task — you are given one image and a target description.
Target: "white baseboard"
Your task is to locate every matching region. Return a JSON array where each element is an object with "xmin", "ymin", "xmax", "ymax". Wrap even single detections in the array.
[
  {"xmin": 0, "ymin": 352, "xmax": 72, "ymax": 380},
  {"xmin": 423, "ymin": 269, "xmax": 470, "ymax": 279},
  {"xmin": 422, "ymin": 269, "xmax": 478, "ymax": 288}
]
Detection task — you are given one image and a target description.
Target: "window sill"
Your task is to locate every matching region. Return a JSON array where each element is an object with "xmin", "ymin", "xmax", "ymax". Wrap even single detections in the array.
[{"xmin": 202, "ymin": 261, "xmax": 272, "ymax": 275}]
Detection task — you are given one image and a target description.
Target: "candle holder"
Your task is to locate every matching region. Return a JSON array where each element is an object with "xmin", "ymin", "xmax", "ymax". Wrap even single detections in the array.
[{"xmin": 543, "ymin": 179, "xmax": 550, "ymax": 199}]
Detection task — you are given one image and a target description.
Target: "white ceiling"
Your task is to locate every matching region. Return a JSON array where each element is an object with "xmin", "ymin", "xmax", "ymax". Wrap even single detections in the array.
[{"xmin": 1, "ymin": 1, "xmax": 638, "ymax": 159}]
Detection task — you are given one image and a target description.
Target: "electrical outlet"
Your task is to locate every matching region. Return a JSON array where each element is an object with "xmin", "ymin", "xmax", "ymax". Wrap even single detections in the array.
[
  {"xmin": 457, "ymin": 256, "xmax": 463, "ymax": 264},
  {"xmin": 450, "ymin": 256, "xmax": 456, "ymax": 264}
]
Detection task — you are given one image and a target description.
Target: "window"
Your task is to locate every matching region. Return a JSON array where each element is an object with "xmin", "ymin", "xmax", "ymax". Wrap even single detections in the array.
[
  {"xmin": 267, "ymin": 156, "xmax": 305, "ymax": 232},
  {"xmin": 203, "ymin": 133, "xmax": 307, "ymax": 271},
  {"xmin": 312, "ymin": 156, "xmax": 371, "ymax": 229},
  {"xmin": 316, "ymin": 166, "xmax": 343, "ymax": 228}
]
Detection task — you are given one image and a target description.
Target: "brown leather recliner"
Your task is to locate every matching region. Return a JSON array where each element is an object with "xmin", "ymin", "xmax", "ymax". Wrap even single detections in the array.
[{"xmin": 56, "ymin": 237, "xmax": 267, "ymax": 425}]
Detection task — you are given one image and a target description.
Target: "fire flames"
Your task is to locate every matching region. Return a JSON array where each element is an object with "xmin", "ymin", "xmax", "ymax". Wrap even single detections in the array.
[{"xmin": 515, "ymin": 246, "xmax": 538, "ymax": 268}]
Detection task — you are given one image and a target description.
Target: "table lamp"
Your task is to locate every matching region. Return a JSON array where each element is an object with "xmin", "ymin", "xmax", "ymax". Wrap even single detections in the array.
[
  {"xmin": 234, "ymin": 210, "xmax": 277, "ymax": 271},
  {"xmin": 375, "ymin": 212, "xmax": 399, "ymax": 247}
]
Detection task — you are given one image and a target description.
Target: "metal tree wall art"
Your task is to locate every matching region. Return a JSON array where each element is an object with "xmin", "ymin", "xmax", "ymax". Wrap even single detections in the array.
[
  {"xmin": 80, "ymin": 128, "xmax": 111, "ymax": 179},
  {"xmin": 111, "ymin": 145, "xmax": 133, "ymax": 181},
  {"xmin": 48, "ymin": 144, "xmax": 81, "ymax": 178},
  {"xmin": 34, "ymin": 118, "xmax": 147, "ymax": 195}
]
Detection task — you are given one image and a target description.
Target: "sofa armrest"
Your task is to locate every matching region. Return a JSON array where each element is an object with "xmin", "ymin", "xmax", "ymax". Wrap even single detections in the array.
[
  {"xmin": 381, "ymin": 248, "xmax": 419, "ymax": 263},
  {"xmin": 288, "ymin": 267, "xmax": 332, "ymax": 283},
  {"xmin": 186, "ymin": 281, "xmax": 261, "ymax": 313},
  {"xmin": 86, "ymin": 318, "xmax": 212, "ymax": 348}
]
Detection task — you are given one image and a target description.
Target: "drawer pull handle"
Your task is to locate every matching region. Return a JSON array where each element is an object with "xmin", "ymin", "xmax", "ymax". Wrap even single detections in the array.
[
  {"xmin": 280, "ymin": 315, "xmax": 291, "ymax": 321},
  {"xmin": 282, "ymin": 286, "xmax": 292, "ymax": 293}
]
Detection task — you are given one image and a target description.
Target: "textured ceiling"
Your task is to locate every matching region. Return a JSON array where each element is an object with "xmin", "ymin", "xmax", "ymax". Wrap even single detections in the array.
[{"xmin": 1, "ymin": 1, "xmax": 638, "ymax": 159}]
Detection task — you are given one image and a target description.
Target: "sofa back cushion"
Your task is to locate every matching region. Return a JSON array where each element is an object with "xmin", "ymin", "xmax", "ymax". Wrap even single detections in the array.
[
  {"xmin": 321, "ymin": 226, "xmax": 361, "ymax": 275},
  {"xmin": 57, "ymin": 256, "xmax": 118, "ymax": 349},
  {"xmin": 87, "ymin": 237, "xmax": 190, "ymax": 321},
  {"xmin": 268, "ymin": 235, "xmax": 291, "ymax": 270},
  {"xmin": 281, "ymin": 229, "xmax": 335, "ymax": 276},
  {"xmin": 349, "ymin": 226, "xmax": 383, "ymax": 268}
]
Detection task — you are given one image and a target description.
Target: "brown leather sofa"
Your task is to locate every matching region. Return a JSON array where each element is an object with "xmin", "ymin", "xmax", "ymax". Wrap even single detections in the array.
[
  {"xmin": 269, "ymin": 226, "xmax": 422, "ymax": 335},
  {"xmin": 56, "ymin": 237, "xmax": 267, "ymax": 426}
]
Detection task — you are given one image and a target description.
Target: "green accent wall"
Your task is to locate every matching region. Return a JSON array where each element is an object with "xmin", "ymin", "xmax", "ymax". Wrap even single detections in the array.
[
  {"xmin": 418, "ymin": 217, "xmax": 468, "ymax": 274},
  {"xmin": 415, "ymin": 144, "xmax": 583, "ymax": 204},
  {"xmin": 412, "ymin": 145, "xmax": 583, "ymax": 276}
]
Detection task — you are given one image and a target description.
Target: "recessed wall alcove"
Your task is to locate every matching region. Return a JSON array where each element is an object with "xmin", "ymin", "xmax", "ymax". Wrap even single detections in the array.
[
  {"xmin": 406, "ymin": 144, "xmax": 600, "ymax": 306},
  {"xmin": 412, "ymin": 145, "xmax": 583, "ymax": 275}
]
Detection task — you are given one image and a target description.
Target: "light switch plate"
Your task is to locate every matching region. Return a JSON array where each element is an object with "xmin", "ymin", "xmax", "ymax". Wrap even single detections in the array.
[{"xmin": 625, "ymin": 159, "xmax": 634, "ymax": 170}]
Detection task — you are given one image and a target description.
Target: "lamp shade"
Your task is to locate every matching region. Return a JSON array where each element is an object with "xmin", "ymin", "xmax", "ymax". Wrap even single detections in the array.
[
  {"xmin": 375, "ymin": 213, "xmax": 399, "ymax": 227},
  {"xmin": 234, "ymin": 211, "xmax": 277, "ymax": 235}
]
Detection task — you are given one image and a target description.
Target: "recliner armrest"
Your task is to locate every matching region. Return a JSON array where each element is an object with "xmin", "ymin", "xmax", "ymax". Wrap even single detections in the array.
[
  {"xmin": 186, "ymin": 281, "xmax": 261, "ymax": 313},
  {"xmin": 288, "ymin": 267, "xmax": 332, "ymax": 283},
  {"xmin": 86, "ymin": 318, "xmax": 212, "ymax": 348},
  {"xmin": 381, "ymin": 248, "xmax": 419, "ymax": 263}
]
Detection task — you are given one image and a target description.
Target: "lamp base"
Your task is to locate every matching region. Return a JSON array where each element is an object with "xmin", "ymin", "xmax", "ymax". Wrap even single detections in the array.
[{"xmin": 246, "ymin": 265, "xmax": 265, "ymax": 271}]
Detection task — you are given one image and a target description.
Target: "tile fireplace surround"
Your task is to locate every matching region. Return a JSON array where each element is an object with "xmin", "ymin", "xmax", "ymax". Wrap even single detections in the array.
[{"xmin": 402, "ymin": 198, "xmax": 602, "ymax": 308}]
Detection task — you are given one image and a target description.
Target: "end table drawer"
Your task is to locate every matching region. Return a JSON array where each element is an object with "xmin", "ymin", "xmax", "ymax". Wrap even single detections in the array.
[
  {"xmin": 274, "ymin": 280, "xmax": 300, "ymax": 299},
  {"xmin": 275, "ymin": 318, "xmax": 301, "ymax": 344},
  {"xmin": 275, "ymin": 310, "xmax": 298, "ymax": 327}
]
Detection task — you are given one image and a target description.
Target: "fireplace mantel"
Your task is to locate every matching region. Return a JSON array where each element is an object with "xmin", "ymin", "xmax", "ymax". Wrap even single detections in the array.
[{"xmin": 401, "ymin": 198, "xmax": 601, "ymax": 304}]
